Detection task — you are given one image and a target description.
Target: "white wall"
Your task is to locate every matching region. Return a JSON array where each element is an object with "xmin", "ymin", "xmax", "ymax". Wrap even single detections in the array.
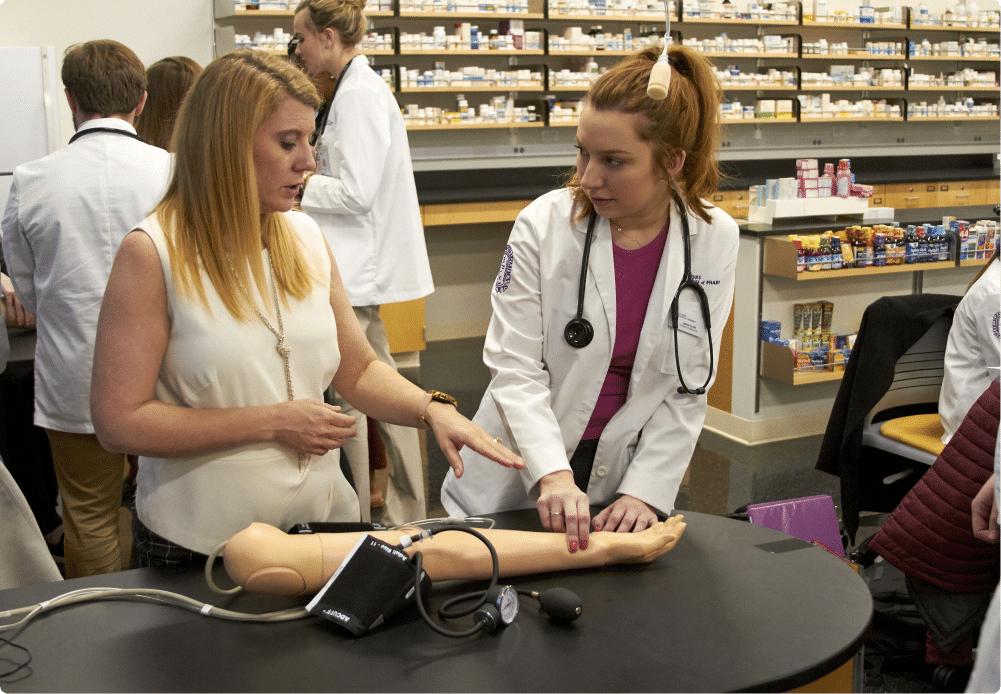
[{"xmin": 0, "ymin": 0, "xmax": 215, "ymax": 144}]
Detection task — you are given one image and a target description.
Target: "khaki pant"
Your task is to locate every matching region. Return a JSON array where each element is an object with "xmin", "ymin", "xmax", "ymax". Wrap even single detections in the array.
[
  {"xmin": 46, "ymin": 430, "xmax": 125, "ymax": 578},
  {"xmin": 330, "ymin": 305, "xmax": 426, "ymax": 525}
]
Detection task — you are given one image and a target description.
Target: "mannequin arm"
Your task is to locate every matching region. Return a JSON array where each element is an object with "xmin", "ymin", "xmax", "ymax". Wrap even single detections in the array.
[{"xmin": 223, "ymin": 517, "xmax": 686, "ymax": 596}]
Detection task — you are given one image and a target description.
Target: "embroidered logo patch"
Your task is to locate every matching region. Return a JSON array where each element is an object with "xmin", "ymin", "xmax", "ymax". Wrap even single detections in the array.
[
  {"xmin": 993, "ymin": 310, "xmax": 999, "ymax": 339},
  {"xmin": 495, "ymin": 245, "xmax": 514, "ymax": 293}
]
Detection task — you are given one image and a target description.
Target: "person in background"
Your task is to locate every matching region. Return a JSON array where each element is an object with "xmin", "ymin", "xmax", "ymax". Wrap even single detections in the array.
[
  {"xmin": 940, "ymin": 247, "xmax": 1000, "ymax": 445},
  {"xmin": 441, "ymin": 45, "xmax": 739, "ymax": 552},
  {"xmin": 134, "ymin": 56, "xmax": 202, "ymax": 151},
  {"xmin": 968, "ymin": 453, "xmax": 999, "ymax": 694},
  {"xmin": 292, "ymin": 0, "xmax": 435, "ymax": 526},
  {"xmin": 1, "ymin": 40, "xmax": 171, "ymax": 578},
  {"xmin": 89, "ymin": 50, "xmax": 523, "ymax": 567}
]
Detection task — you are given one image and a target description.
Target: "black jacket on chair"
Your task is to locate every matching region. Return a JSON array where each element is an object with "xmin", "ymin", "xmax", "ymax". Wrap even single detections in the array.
[{"xmin": 816, "ymin": 293, "xmax": 960, "ymax": 544}]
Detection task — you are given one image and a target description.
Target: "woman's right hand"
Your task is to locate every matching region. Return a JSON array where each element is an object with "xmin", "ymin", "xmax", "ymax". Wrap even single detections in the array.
[
  {"xmin": 537, "ymin": 470, "xmax": 591, "ymax": 553},
  {"xmin": 272, "ymin": 399, "xmax": 358, "ymax": 456}
]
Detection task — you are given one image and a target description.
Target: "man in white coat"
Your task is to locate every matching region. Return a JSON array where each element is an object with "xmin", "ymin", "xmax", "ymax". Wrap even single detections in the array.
[{"xmin": 2, "ymin": 40, "xmax": 171, "ymax": 578}]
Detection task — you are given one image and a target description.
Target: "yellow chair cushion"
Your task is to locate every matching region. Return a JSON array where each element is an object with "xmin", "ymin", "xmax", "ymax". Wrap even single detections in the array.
[{"xmin": 879, "ymin": 414, "xmax": 946, "ymax": 457}]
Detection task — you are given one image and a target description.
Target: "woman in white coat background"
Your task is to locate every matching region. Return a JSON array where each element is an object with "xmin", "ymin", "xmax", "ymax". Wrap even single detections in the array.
[
  {"xmin": 441, "ymin": 45, "xmax": 739, "ymax": 552},
  {"xmin": 293, "ymin": 0, "xmax": 434, "ymax": 526},
  {"xmin": 939, "ymin": 247, "xmax": 1000, "ymax": 445}
]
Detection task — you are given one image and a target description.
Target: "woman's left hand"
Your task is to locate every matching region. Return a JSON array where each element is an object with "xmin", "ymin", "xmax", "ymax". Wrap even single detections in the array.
[
  {"xmin": 593, "ymin": 495, "xmax": 659, "ymax": 533},
  {"xmin": 425, "ymin": 401, "xmax": 525, "ymax": 478}
]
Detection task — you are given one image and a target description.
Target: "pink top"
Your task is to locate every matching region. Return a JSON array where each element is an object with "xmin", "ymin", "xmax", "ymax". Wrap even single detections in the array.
[{"xmin": 582, "ymin": 222, "xmax": 669, "ymax": 441}]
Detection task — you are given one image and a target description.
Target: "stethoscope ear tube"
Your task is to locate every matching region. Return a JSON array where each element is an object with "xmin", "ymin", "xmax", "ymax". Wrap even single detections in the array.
[{"xmin": 564, "ymin": 211, "xmax": 598, "ymax": 348}]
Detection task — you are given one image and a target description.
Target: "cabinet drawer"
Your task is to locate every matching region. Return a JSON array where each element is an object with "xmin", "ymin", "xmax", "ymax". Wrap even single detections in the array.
[
  {"xmin": 711, "ymin": 189, "xmax": 751, "ymax": 219},
  {"xmin": 883, "ymin": 182, "xmax": 937, "ymax": 209},
  {"xmin": 937, "ymin": 180, "xmax": 985, "ymax": 207}
]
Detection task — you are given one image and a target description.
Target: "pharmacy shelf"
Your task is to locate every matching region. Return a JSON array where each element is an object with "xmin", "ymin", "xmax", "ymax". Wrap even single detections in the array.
[
  {"xmin": 762, "ymin": 237, "xmax": 956, "ymax": 281},
  {"xmin": 907, "ymin": 54, "xmax": 1001, "ymax": 62},
  {"xmin": 723, "ymin": 117, "xmax": 795, "ymax": 124},
  {"xmin": 228, "ymin": 7, "xmax": 395, "ymax": 16},
  {"xmin": 547, "ymin": 49, "xmax": 637, "ymax": 56},
  {"xmin": 399, "ymin": 84, "xmax": 543, "ymax": 91},
  {"xmin": 909, "ymin": 23, "xmax": 1001, "ymax": 32},
  {"xmin": 907, "ymin": 115, "xmax": 1000, "ymax": 122},
  {"xmin": 801, "ymin": 19, "xmax": 907, "ymax": 29},
  {"xmin": 799, "ymin": 85, "xmax": 906, "ymax": 91},
  {"xmin": 907, "ymin": 85, "xmax": 1000, "ymax": 91},
  {"xmin": 546, "ymin": 12, "xmax": 676, "ymax": 22},
  {"xmin": 405, "ymin": 120, "xmax": 543, "ymax": 129},
  {"xmin": 960, "ymin": 257, "xmax": 995, "ymax": 268},
  {"xmin": 722, "ymin": 85, "xmax": 798, "ymax": 91},
  {"xmin": 799, "ymin": 116, "xmax": 904, "ymax": 122},
  {"xmin": 760, "ymin": 340, "xmax": 844, "ymax": 386},
  {"xmin": 699, "ymin": 51, "xmax": 799, "ymax": 59},
  {"xmin": 799, "ymin": 53, "xmax": 907, "ymax": 60},
  {"xmin": 398, "ymin": 10, "xmax": 544, "ymax": 18},
  {"xmin": 399, "ymin": 48, "xmax": 546, "ymax": 54},
  {"xmin": 681, "ymin": 16, "xmax": 799, "ymax": 26}
]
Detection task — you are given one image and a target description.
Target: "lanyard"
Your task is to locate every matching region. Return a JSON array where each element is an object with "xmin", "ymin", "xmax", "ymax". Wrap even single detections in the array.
[
  {"xmin": 311, "ymin": 58, "xmax": 354, "ymax": 146},
  {"xmin": 69, "ymin": 127, "xmax": 144, "ymax": 145}
]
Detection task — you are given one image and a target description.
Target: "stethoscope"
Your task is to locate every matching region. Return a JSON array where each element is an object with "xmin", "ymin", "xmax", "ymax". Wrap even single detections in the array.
[
  {"xmin": 563, "ymin": 189, "xmax": 714, "ymax": 396},
  {"xmin": 69, "ymin": 127, "xmax": 145, "ymax": 145}
]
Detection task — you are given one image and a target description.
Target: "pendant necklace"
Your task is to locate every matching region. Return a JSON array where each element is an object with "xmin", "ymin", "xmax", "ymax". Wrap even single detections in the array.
[{"xmin": 236, "ymin": 250, "xmax": 309, "ymax": 470}]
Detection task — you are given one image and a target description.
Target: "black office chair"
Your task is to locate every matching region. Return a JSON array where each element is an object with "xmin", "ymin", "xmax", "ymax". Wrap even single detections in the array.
[{"xmin": 816, "ymin": 293, "xmax": 960, "ymax": 545}]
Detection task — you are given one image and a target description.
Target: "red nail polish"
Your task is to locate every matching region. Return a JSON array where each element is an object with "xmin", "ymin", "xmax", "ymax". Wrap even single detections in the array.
[
  {"xmin": 581, "ymin": 539, "xmax": 588, "ymax": 550},
  {"xmin": 569, "ymin": 540, "xmax": 578, "ymax": 552},
  {"xmin": 593, "ymin": 523, "xmax": 602, "ymax": 532}
]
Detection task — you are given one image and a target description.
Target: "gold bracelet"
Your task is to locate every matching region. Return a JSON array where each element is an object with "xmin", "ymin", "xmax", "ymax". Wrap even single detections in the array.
[{"xmin": 417, "ymin": 390, "xmax": 458, "ymax": 428}]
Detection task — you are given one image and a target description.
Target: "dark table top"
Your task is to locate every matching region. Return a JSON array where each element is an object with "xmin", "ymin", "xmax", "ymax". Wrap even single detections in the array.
[{"xmin": 0, "ymin": 510, "xmax": 872, "ymax": 693}]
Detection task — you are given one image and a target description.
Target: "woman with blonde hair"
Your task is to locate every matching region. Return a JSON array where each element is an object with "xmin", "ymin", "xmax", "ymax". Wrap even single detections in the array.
[
  {"xmin": 90, "ymin": 50, "xmax": 523, "ymax": 568},
  {"xmin": 134, "ymin": 56, "xmax": 201, "ymax": 151},
  {"xmin": 441, "ymin": 45, "xmax": 739, "ymax": 552},
  {"xmin": 292, "ymin": 0, "xmax": 434, "ymax": 526}
]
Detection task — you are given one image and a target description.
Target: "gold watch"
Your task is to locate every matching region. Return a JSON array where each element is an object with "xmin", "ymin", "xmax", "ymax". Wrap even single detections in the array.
[{"xmin": 419, "ymin": 390, "xmax": 458, "ymax": 426}]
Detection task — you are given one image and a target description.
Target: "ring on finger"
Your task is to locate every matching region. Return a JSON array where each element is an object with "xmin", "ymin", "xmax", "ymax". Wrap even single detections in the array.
[
  {"xmin": 550, "ymin": 510, "xmax": 562, "ymax": 516},
  {"xmin": 493, "ymin": 437, "xmax": 503, "ymax": 444}
]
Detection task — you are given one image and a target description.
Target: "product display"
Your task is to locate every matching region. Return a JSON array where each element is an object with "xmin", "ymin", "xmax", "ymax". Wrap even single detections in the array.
[{"xmin": 760, "ymin": 301, "xmax": 854, "ymax": 375}]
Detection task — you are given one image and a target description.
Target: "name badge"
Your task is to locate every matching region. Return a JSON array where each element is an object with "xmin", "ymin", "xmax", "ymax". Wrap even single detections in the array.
[
  {"xmin": 675, "ymin": 309, "xmax": 707, "ymax": 339},
  {"xmin": 670, "ymin": 296, "xmax": 708, "ymax": 339}
]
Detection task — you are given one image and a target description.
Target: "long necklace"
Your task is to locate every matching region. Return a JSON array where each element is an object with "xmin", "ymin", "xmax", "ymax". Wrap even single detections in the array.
[{"xmin": 240, "ymin": 250, "xmax": 309, "ymax": 470}]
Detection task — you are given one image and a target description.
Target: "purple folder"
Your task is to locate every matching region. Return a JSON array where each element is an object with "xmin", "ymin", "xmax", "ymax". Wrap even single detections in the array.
[{"xmin": 747, "ymin": 494, "xmax": 845, "ymax": 558}]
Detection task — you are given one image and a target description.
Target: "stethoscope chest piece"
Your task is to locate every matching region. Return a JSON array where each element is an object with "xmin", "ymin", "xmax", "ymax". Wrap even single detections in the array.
[{"xmin": 564, "ymin": 317, "xmax": 594, "ymax": 348}]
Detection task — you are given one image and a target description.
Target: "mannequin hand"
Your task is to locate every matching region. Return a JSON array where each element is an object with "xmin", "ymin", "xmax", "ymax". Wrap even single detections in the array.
[
  {"xmin": 537, "ymin": 470, "xmax": 591, "ymax": 552},
  {"xmin": 425, "ymin": 401, "xmax": 525, "ymax": 478},
  {"xmin": 593, "ymin": 495, "xmax": 659, "ymax": 533},
  {"xmin": 273, "ymin": 399, "xmax": 357, "ymax": 456},
  {"xmin": 972, "ymin": 474, "xmax": 999, "ymax": 543},
  {"xmin": 1, "ymin": 273, "xmax": 35, "ymax": 329},
  {"xmin": 600, "ymin": 514, "xmax": 687, "ymax": 564}
]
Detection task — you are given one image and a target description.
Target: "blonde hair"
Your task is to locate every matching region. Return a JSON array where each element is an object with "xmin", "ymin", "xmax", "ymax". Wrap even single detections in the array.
[
  {"xmin": 295, "ymin": 0, "xmax": 368, "ymax": 47},
  {"xmin": 566, "ymin": 45, "xmax": 724, "ymax": 224},
  {"xmin": 155, "ymin": 50, "xmax": 322, "ymax": 320},
  {"xmin": 135, "ymin": 56, "xmax": 202, "ymax": 151}
]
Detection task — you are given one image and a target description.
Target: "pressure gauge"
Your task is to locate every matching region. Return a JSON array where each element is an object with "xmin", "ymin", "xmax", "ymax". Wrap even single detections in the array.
[{"xmin": 486, "ymin": 584, "xmax": 520, "ymax": 625}]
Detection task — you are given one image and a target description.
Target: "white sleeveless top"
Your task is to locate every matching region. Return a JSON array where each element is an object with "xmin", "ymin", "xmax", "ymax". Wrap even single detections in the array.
[{"xmin": 135, "ymin": 210, "xmax": 360, "ymax": 554}]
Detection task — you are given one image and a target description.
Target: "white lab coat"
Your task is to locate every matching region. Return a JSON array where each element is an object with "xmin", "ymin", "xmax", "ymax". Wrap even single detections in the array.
[
  {"xmin": 441, "ymin": 188, "xmax": 739, "ymax": 517},
  {"xmin": 299, "ymin": 55, "xmax": 433, "ymax": 306},
  {"xmin": 940, "ymin": 255, "xmax": 1000, "ymax": 444},
  {"xmin": 1, "ymin": 118, "xmax": 171, "ymax": 433}
]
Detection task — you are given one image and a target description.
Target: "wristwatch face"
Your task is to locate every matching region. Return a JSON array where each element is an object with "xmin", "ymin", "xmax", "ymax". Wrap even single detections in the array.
[{"xmin": 495, "ymin": 585, "xmax": 519, "ymax": 625}]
